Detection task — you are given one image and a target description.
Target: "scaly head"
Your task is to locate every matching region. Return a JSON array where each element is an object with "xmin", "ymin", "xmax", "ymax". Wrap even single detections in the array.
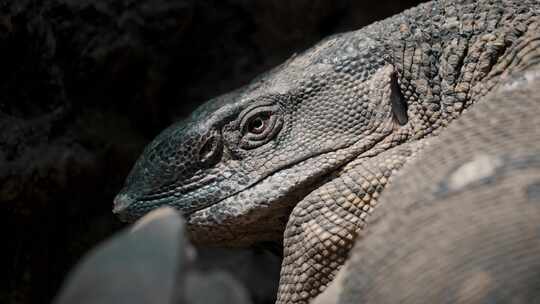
[{"xmin": 113, "ymin": 31, "xmax": 408, "ymax": 245}]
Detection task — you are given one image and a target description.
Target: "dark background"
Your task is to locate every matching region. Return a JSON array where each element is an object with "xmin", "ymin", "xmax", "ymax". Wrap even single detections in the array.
[{"xmin": 0, "ymin": 0, "xmax": 424, "ymax": 303}]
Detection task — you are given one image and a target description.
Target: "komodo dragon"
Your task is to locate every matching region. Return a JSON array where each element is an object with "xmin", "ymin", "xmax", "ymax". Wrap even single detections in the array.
[{"xmin": 113, "ymin": 0, "xmax": 540, "ymax": 303}]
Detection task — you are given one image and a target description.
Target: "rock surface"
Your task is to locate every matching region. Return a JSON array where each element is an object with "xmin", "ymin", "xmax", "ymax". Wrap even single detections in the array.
[
  {"xmin": 55, "ymin": 207, "xmax": 253, "ymax": 304},
  {"xmin": 54, "ymin": 208, "xmax": 190, "ymax": 304}
]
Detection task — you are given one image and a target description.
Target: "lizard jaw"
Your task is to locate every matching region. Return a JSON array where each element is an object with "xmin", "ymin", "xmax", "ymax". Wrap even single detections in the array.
[{"xmin": 185, "ymin": 137, "xmax": 386, "ymax": 245}]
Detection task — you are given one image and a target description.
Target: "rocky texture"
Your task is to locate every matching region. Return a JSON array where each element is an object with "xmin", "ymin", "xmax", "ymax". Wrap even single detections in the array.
[{"xmin": 0, "ymin": 0, "xmax": 423, "ymax": 303}]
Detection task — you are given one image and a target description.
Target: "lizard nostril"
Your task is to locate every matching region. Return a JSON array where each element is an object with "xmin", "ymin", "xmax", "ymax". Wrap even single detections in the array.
[{"xmin": 198, "ymin": 132, "xmax": 223, "ymax": 167}]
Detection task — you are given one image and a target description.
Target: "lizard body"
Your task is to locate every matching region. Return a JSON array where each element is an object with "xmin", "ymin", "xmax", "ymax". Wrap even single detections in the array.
[
  {"xmin": 314, "ymin": 65, "xmax": 540, "ymax": 304},
  {"xmin": 114, "ymin": 1, "xmax": 540, "ymax": 302}
]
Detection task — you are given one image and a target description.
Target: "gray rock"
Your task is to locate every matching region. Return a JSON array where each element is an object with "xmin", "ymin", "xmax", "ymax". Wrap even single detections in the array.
[
  {"xmin": 54, "ymin": 207, "xmax": 189, "ymax": 304},
  {"xmin": 185, "ymin": 270, "xmax": 252, "ymax": 304}
]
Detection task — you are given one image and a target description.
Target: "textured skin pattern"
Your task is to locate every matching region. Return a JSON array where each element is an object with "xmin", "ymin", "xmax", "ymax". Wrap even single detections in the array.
[
  {"xmin": 114, "ymin": 0, "xmax": 540, "ymax": 303},
  {"xmin": 277, "ymin": 141, "xmax": 426, "ymax": 302},
  {"xmin": 333, "ymin": 66, "xmax": 540, "ymax": 304}
]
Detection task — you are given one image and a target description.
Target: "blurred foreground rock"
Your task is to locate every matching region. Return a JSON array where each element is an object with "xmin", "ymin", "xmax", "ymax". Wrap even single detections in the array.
[{"xmin": 55, "ymin": 207, "xmax": 252, "ymax": 304}]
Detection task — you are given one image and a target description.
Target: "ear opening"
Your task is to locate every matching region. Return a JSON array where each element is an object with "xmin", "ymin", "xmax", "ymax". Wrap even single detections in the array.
[{"xmin": 390, "ymin": 72, "xmax": 408, "ymax": 126}]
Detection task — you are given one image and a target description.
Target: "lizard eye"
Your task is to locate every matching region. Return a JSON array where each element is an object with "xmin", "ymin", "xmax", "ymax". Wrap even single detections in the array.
[
  {"xmin": 239, "ymin": 105, "xmax": 283, "ymax": 149},
  {"xmin": 247, "ymin": 115, "xmax": 269, "ymax": 134}
]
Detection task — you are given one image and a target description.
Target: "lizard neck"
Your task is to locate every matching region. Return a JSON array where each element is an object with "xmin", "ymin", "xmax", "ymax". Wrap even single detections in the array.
[{"xmin": 383, "ymin": 0, "xmax": 540, "ymax": 139}]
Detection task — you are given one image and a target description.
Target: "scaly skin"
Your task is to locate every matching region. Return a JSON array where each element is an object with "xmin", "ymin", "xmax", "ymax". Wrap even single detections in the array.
[
  {"xmin": 113, "ymin": 1, "xmax": 540, "ymax": 303},
  {"xmin": 313, "ymin": 66, "xmax": 540, "ymax": 304}
]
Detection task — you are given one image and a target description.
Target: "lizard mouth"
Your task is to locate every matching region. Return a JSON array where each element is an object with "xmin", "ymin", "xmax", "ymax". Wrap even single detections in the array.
[
  {"xmin": 184, "ymin": 154, "xmax": 337, "ymax": 244},
  {"xmin": 114, "ymin": 147, "xmax": 335, "ymax": 223},
  {"xmin": 184, "ymin": 139, "xmax": 389, "ymax": 244},
  {"xmin": 183, "ymin": 148, "xmax": 338, "ymax": 218},
  {"xmin": 116, "ymin": 146, "xmax": 338, "ymax": 223}
]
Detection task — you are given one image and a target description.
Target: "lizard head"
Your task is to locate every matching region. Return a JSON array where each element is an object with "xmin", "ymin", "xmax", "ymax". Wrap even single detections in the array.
[{"xmin": 114, "ymin": 32, "xmax": 408, "ymax": 245}]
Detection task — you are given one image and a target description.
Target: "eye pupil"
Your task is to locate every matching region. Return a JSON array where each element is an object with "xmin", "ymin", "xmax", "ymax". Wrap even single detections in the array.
[
  {"xmin": 239, "ymin": 106, "xmax": 282, "ymax": 149},
  {"xmin": 249, "ymin": 117, "xmax": 266, "ymax": 133}
]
